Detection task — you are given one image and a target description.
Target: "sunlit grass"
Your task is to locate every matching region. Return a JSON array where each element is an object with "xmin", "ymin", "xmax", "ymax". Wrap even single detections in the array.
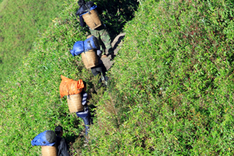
[
  {"xmin": 82, "ymin": 0, "xmax": 234, "ymax": 155},
  {"xmin": 0, "ymin": 0, "xmax": 138, "ymax": 155},
  {"xmin": 0, "ymin": 0, "xmax": 74, "ymax": 86},
  {"xmin": 1, "ymin": 0, "xmax": 233, "ymax": 155}
]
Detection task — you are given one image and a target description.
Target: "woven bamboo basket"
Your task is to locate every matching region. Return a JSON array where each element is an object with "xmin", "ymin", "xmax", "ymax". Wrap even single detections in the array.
[
  {"xmin": 82, "ymin": 9, "xmax": 101, "ymax": 30},
  {"xmin": 41, "ymin": 146, "xmax": 57, "ymax": 156},
  {"xmin": 67, "ymin": 94, "xmax": 83, "ymax": 113},
  {"xmin": 81, "ymin": 49, "xmax": 98, "ymax": 69}
]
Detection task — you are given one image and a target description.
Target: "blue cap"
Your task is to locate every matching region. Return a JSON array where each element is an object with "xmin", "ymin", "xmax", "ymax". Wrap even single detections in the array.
[{"xmin": 31, "ymin": 130, "xmax": 56, "ymax": 146}]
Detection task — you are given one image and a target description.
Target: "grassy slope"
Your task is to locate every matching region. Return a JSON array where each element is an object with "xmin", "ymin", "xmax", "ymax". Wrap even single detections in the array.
[
  {"xmin": 82, "ymin": 0, "xmax": 234, "ymax": 155},
  {"xmin": 0, "ymin": 0, "xmax": 73, "ymax": 85},
  {"xmin": 0, "ymin": 0, "xmax": 138, "ymax": 155},
  {"xmin": 0, "ymin": 0, "xmax": 7, "ymax": 11},
  {"xmin": 1, "ymin": 0, "xmax": 233, "ymax": 155},
  {"xmin": 0, "ymin": 2, "xmax": 89, "ymax": 155}
]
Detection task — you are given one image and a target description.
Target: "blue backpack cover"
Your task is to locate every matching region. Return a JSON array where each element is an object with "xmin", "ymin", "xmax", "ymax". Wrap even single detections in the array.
[
  {"xmin": 31, "ymin": 130, "xmax": 56, "ymax": 146},
  {"xmin": 79, "ymin": 5, "xmax": 98, "ymax": 16},
  {"xmin": 70, "ymin": 41, "xmax": 85, "ymax": 56},
  {"xmin": 84, "ymin": 35, "xmax": 99, "ymax": 52}
]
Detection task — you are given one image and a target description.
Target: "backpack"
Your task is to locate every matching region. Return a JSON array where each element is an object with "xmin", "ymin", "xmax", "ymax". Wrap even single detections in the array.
[
  {"xmin": 81, "ymin": 5, "xmax": 102, "ymax": 30},
  {"xmin": 70, "ymin": 41, "xmax": 84, "ymax": 56},
  {"xmin": 84, "ymin": 35, "xmax": 99, "ymax": 52}
]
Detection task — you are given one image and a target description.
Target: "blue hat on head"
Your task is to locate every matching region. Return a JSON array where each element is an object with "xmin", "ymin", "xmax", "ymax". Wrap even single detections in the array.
[{"xmin": 31, "ymin": 130, "xmax": 56, "ymax": 146}]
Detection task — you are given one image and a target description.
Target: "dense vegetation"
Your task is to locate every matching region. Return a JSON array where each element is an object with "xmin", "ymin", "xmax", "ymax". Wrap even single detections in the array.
[
  {"xmin": 1, "ymin": 0, "xmax": 234, "ymax": 155},
  {"xmin": 83, "ymin": 0, "xmax": 234, "ymax": 155},
  {"xmin": 0, "ymin": 0, "xmax": 137, "ymax": 155},
  {"xmin": 0, "ymin": 0, "xmax": 74, "ymax": 85}
]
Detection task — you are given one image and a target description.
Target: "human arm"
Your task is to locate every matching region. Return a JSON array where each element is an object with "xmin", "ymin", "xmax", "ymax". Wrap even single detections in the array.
[
  {"xmin": 79, "ymin": 16, "xmax": 86, "ymax": 27},
  {"xmin": 96, "ymin": 50, "xmax": 102, "ymax": 57},
  {"xmin": 82, "ymin": 92, "xmax": 88, "ymax": 105},
  {"xmin": 75, "ymin": 7, "xmax": 86, "ymax": 27}
]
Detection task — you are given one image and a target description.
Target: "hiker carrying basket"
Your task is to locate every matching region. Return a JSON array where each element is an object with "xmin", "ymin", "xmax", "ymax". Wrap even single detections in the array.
[
  {"xmin": 70, "ymin": 35, "xmax": 109, "ymax": 85},
  {"xmin": 55, "ymin": 126, "xmax": 70, "ymax": 156},
  {"xmin": 76, "ymin": 0, "xmax": 113, "ymax": 58},
  {"xmin": 31, "ymin": 130, "xmax": 58, "ymax": 156},
  {"xmin": 59, "ymin": 76, "xmax": 92, "ymax": 139}
]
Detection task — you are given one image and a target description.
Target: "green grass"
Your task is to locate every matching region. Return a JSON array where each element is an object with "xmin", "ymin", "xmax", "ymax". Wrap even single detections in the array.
[
  {"xmin": 0, "ymin": 0, "xmax": 74, "ymax": 85},
  {"xmin": 0, "ymin": 3, "xmax": 88, "ymax": 155},
  {"xmin": 80, "ymin": 0, "xmax": 234, "ymax": 155},
  {"xmin": 0, "ymin": 0, "xmax": 138, "ymax": 155},
  {"xmin": 1, "ymin": 0, "xmax": 234, "ymax": 155}
]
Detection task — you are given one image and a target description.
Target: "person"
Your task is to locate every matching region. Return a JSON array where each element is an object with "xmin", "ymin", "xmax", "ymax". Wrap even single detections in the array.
[
  {"xmin": 31, "ymin": 130, "xmax": 57, "ymax": 155},
  {"xmin": 91, "ymin": 49, "xmax": 108, "ymax": 85},
  {"xmin": 76, "ymin": 0, "xmax": 114, "ymax": 57},
  {"xmin": 55, "ymin": 126, "xmax": 70, "ymax": 156},
  {"xmin": 76, "ymin": 81, "xmax": 92, "ymax": 140},
  {"xmin": 31, "ymin": 130, "xmax": 56, "ymax": 146},
  {"xmin": 70, "ymin": 35, "xmax": 109, "ymax": 85}
]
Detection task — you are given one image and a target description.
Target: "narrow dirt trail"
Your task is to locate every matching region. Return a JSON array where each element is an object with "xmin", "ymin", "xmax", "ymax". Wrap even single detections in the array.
[{"xmin": 101, "ymin": 33, "xmax": 126, "ymax": 70}]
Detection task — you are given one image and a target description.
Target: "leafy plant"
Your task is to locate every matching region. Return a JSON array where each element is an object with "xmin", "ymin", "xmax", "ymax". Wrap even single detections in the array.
[
  {"xmin": 0, "ymin": 0, "xmax": 138, "ymax": 155},
  {"xmin": 0, "ymin": 0, "xmax": 75, "ymax": 86},
  {"xmin": 83, "ymin": 0, "xmax": 234, "ymax": 155}
]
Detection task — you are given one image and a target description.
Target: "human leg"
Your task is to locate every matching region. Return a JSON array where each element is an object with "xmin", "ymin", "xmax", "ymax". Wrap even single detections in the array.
[
  {"xmin": 91, "ymin": 64, "xmax": 108, "ymax": 85},
  {"xmin": 90, "ymin": 26, "xmax": 113, "ymax": 55},
  {"xmin": 76, "ymin": 109, "xmax": 92, "ymax": 136},
  {"xmin": 90, "ymin": 29, "xmax": 105, "ymax": 52},
  {"xmin": 99, "ymin": 28, "xmax": 113, "ymax": 55}
]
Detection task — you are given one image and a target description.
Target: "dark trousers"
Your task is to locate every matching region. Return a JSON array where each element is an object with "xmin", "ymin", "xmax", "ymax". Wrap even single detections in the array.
[
  {"xmin": 91, "ymin": 63, "xmax": 106, "ymax": 76},
  {"xmin": 91, "ymin": 63, "xmax": 108, "ymax": 84},
  {"xmin": 76, "ymin": 110, "xmax": 91, "ymax": 136}
]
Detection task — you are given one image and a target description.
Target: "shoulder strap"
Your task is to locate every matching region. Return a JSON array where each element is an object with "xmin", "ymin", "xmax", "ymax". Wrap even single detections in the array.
[
  {"xmin": 85, "ymin": 4, "xmax": 91, "ymax": 13},
  {"xmin": 87, "ymin": 40, "xmax": 93, "ymax": 49}
]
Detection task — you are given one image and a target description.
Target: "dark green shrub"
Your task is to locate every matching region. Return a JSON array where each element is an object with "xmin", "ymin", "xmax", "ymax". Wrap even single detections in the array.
[
  {"xmin": 0, "ymin": 0, "xmax": 138, "ymax": 155},
  {"xmin": 85, "ymin": 0, "xmax": 234, "ymax": 155}
]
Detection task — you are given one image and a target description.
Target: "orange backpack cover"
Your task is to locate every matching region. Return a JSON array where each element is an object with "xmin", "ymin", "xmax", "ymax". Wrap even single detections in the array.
[{"xmin": 59, "ymin": 75, "xmax": 84, "ymax": 98}]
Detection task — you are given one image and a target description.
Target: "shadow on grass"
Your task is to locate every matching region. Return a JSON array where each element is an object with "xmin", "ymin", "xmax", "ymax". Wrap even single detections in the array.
[
  {"xmin": 113, "ymin": 34, "xmax": 125, "ymax": 51},
  {"xmin": 77, "ymin": 0, "xmax": 139, "ymax": 40},
  {"xmin": 65, "ymin": 133, "xmax": 80, "ymax": 144},
  {"xmin": 98, "ymin": 0, "xmax": 138, "ymax": 40},
  {"xmin": 111, "ymin": 33, "xmax": 125, "ymax": 60}
]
